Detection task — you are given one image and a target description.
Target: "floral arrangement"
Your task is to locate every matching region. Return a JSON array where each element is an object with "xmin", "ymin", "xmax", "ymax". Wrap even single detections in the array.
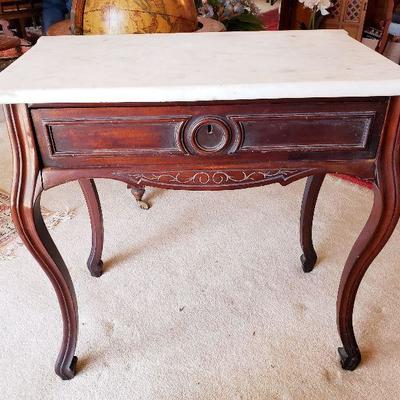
[
  {"xmin": 197, "ymin": 0, "xmax": 264, "ymax": 31},
  {"xmin": 298, "ymin": 0, "xmax": 331, "ymax": 29}
]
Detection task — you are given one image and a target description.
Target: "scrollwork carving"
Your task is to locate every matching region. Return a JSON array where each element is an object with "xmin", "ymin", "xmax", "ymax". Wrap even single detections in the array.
[{"xmin": 113, "ymin": 168, "xmax": 316, "ymax": 190}]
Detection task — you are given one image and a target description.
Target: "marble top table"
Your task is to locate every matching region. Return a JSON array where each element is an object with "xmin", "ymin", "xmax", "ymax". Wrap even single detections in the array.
[
  {"xmin": 1, "ymin": 30, "xmax": 400, "ymax": 103},
  {"xmin": 2, "ymin": 30, "xmax": 400, "ymax": 380}
]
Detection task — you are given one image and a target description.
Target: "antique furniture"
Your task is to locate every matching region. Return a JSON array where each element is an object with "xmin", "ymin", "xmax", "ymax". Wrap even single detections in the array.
[
  {"xmin": 277, "ymin": 0, "xmax": 294, "ymax": 30},
  {"xmin": 49, "ymin": 0, "xmax": 197, "ymax": 207},
  {"xmin": 70, "ymin": 0, "xmax": 197, "ymax": 35},
  {"xmin": 322, "ymin": 0, "xmax": 369, "ymax": 40},
  {"xmin": 48, "ymin": 15, "xmax": 226, "ymax": 36},
  {"xmin": 0, "ymin": 32, "xmax": 20, "ymax": 70},
  {"xmin": 0, "ymin": 0, "xmax": 41, "ymax": 39},
  {"xmin": 47, "ymin": 0, "xmax": 218, "ymax": 207},
  {"xmin": 1, "ymin": 30, "xmax": 400, "ymax": 380},
  {"xmin": 0, "ymin": 34, "xmax": 19, "ymax": 50},
  {"xmin": 376, "ymin": 0, "xmax": 400, "ymax": 54},
  {"xmin": 67, "ymin": 0, "xmax": 294, "ymax": 36},
  {"xmin": 48, "ymin": 0, "xmax": 223, "ymax": 208}
]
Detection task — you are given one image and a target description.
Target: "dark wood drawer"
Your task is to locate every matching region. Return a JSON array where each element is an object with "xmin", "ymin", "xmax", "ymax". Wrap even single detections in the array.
[{"xmin": 31, "ymin": 98, "xmax": 388, "ymax": 168}]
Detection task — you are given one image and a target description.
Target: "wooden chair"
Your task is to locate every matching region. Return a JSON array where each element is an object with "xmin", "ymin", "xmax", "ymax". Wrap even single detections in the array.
[
  {"xmin": 0, "ymin": 0, "xmax": 41, "ymax": 39},
  {"xmin": 376, "ymin": 0, "xmax": 399, "ymax": 55}
]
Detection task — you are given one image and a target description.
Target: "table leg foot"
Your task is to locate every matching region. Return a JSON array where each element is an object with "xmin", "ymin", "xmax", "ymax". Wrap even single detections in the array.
[
  {"xmin": 88, "ymin": 259, "xmax": 103, "ymax": 278},
  {"xmin": 79, "ymin": 179, "xmax": 104, "ymax": 277},
  {"xmin": 128, "ymin": 185, "xmax": 150, "ymax": 210},
  {"xmin": 137, "ymin": 199, "xmax": 150, "ymax": 210},
  {"xmin": 300, "ymin": 251, "xmax": 317, "ymax": 273},
  {"xmin": 338, "ymin": 347, "xmax": 361, "ymax": 371},
  {"xmin": 56, "ymin": 355, "xmax": 78, "ymax": 380},
  {"xmin": 299, "ymin": 174, "xmax": 325, "ymax": 273}
]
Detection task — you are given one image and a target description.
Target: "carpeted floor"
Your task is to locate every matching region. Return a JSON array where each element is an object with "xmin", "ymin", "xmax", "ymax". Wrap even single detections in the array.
[{"xmin": 1, "ymin": 108, "xmax": 400, "ymax": 399}]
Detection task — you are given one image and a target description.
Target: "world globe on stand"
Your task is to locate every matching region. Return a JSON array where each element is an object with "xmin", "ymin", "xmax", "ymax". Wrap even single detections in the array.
[{"xmin": 82, "ymin": 0, "xmax": 198, "ymax": 34}]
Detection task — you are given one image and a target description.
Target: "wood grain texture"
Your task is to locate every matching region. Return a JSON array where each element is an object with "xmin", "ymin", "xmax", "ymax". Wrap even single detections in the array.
[
  {"xmin": 279, "ymin": 0, "xmax": 296, "ymax": 30},
  {"xmin": 4, "ymin": 104, "xmax": 78, "ymax": 380},
  {"xmin": 376, "ymin": 0, "xmax": 399, "ymax": 54},
  {"xmin": 300, "ymin": 174, "xmax": 325, "ymax": 273},
  {"xmin": 5, "ymin": 95, "xmax": 399, "ymax": 379},
  {"xmin": 31, "ymin": 98, "xmax": 388, "ymax": 169},
  {"xmin": 79, "ymin": 179, "xmax": 104, "ymax": 277},
  {"xmin": 337, "ymin": 97, "xmax": 400, "ymax": 370}
]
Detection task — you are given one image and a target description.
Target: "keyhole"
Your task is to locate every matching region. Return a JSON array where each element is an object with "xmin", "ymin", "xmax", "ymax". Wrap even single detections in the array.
[{"xmin": 207, "ymin": 124, "xmax": 213, "ymax": 135}]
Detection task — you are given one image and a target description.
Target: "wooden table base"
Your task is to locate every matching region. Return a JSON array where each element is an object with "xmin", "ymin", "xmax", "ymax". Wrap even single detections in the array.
[{"xmin": 5, "ymin": 96, "xmax": 400, "ymax": 379}]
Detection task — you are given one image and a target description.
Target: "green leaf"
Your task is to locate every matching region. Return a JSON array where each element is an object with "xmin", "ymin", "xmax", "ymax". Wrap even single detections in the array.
[
  {"xmin": 207, "ymin": 0, "xmax": 220, "ymax": 8},
  {"xmin": 224, "ymin": 13, "xmax": 264, "ymax": 31}
]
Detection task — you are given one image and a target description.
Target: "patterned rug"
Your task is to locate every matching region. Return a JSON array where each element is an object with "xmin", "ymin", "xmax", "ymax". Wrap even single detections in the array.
[{"xmin": 0, "ymin": 189, "xmax": 74, "ymax": 260}]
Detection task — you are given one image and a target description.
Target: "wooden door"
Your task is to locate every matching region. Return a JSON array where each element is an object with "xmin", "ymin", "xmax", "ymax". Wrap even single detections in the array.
[{"xmin": 323, "ymin": 0, "xmax": 369, "ymax": 40}]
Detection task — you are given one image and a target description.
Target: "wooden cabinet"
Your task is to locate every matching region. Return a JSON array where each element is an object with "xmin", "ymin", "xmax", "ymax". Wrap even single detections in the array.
[{"xmin": 322, "ymin": 0, "xmax": 369, "ymax": 40}]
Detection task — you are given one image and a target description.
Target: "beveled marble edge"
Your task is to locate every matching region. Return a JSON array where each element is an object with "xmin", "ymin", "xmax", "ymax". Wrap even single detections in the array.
[
  {"xmin": 1, "ymin": 81, "xmax": 399, "ymax": 104},
  {"xmin": 1, "ymin": 29, "xmax": 400, "ymax": 103}
]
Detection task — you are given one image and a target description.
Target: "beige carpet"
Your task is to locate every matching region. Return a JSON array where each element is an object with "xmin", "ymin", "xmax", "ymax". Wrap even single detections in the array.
[{"xmin": 1, "ymin": 109, "xmax": 400, "ymax": 399}]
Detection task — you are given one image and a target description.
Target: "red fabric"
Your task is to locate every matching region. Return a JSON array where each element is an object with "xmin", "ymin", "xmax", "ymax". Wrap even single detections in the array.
[
  {"xmin": 333, "ymin": 174, "xmax": 373, "ymax": 189},
  {"xmin": 260, "ymin": 8, "xmax": 280, "ymax": 31}
]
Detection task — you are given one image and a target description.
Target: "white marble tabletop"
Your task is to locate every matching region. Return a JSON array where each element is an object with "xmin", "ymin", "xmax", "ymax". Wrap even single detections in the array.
[{"xmin": 1, "ymin": 30, "xmax": 400, "ymax": 104}]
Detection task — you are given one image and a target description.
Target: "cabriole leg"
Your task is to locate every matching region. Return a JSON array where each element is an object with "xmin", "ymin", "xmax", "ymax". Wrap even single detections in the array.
[
  {"xmin": 7, "ymin": 103, "xmax": 78, "ymax": 380},
  {"xmin": 79, "ymin": 179, "xmax": 104, "ymax": 277},
  {"xmin": 12, "ymin": 190, "xmax": 78, "ymax": 380},
  {"xmin": 337, "ymin": 97, "xmax": 400, "ymax": 371},
  {"xmin": 337, "ymin": 182, "xmax": 400, "ymax": 370},
  {"xmin": 300, "ymin": 174, "xmax": 325, "ymax": 272}
]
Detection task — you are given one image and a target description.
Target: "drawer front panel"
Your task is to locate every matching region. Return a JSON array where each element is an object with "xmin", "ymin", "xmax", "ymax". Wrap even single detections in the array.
[
  {"xmin": 31, "ymin": 98, "xmax": 388, "ymax": 168},
  {"xmin": 234, "ymin": 113, "xmax": 372, "ymax": 152},
  {"xmin": 43, "ymin": 117, "xmax": 188, "ymax": 156}
]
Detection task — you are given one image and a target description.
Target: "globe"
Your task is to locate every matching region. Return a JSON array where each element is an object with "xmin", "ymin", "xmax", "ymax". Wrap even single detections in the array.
[{"xmin": 82, "ymin": 0, "xmax": 198, "ymax": 34}]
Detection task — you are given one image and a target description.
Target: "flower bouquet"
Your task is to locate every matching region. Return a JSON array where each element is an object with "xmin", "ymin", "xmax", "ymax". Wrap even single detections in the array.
[
  {"xmin": 197, "ymin": 0, "xmax": 264, "ymax": 31},
  {"xmin": 298, "ymin": 0, "xmax": 331, "ymax": 29}
]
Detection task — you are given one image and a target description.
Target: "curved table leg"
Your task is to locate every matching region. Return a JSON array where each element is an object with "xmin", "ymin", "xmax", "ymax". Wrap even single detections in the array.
[
  {"xmin": 127, "ymin": 184, "xmax": 150, "ymax": 210},
  {"xmin": 7, "ymin": 104, "xmax": 78, "ymax": 380},
  {"xmin": 337, "ymin": 182, "xmax": 400, "ymax": 370},
  {"xmin": 300, "ymin": 174, "xmax": 325, "ymax": 272},
  {"xmin": 12, "ymin": 190, "xmax": 78, "ymax": 380},
  {"xmin": 337, "ymin": 98, "xmax": 400, "ymax": 370},
  {"xmin": 79, "ymin": 179, "xmax": 104, "ymax": 277}
]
